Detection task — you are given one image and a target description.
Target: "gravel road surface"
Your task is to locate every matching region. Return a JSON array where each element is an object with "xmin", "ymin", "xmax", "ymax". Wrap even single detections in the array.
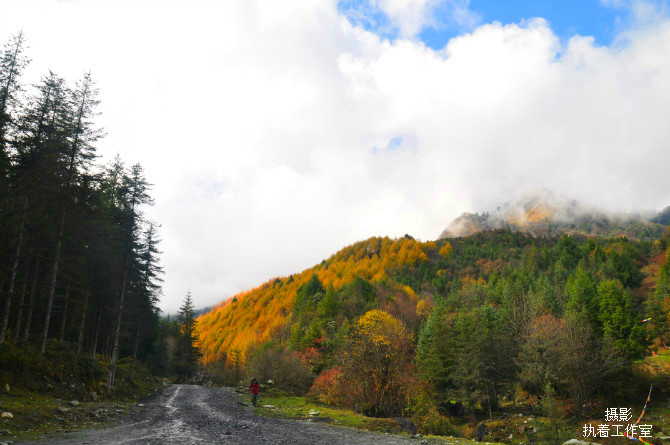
[{"xmin": 18, "ymin": 384, "xmax": 439, "ymax": 445}]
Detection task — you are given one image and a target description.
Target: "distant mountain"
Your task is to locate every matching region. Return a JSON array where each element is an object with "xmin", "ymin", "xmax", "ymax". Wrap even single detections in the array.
[
  {"xmin": 194, "ymin": 306, "xmax": 214, "ymax": 317},
  {"xmin": 164, "ymin": 306, "xmax": 214, "ymax": 320},
  {"xmin": 438, "ymin": 192, "xmax": 669, "ymax": 240}
]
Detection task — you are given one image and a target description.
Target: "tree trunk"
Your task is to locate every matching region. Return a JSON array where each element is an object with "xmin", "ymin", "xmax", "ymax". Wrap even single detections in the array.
[
  {"xmin": 40, "ymin": 208, "xmax": 66, "ymax": 354},
  {"xmin": 77, "ymin": 284, "xmax": 90, "ymax": 354},
  {"xmin": 130, "ymin": 326, "xmax": 140, "ymax": 383},
  {"xmin": 0, "ymin": 268, "xmax": 8, "ymax": 302},
  {"xmin": 23, "ymin": 260, "xmax": 39, "ymax": 341},
  {"xmin": 59, "ymin": 282, "xmax": 70, "ymax": 342},
  {"xmin": 14, "ymin": 258, "xmax": 30, "ymax": 339},
  {"xmin": 485, "ymin": 381, "xmax": 493, "ymax": 420},
  {"xmin": 91, "ymin": 310, "xmax": 101, "ymax": 359},
  {"xmin": 106, "ymin": 255, "xmax": 130, "ymax": 392},
  {"xmin": 0, "ymin": 197, "xmax": 27, "ymax": 343},
  {"xmin": 104, "ymin": 328, "xmax": 111, "ymax": 362}
]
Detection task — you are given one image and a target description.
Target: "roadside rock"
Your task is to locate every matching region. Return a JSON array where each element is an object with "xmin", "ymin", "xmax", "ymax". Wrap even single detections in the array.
[
  {"xmin": 69, "ymin": 400, "xmax": 79, "ymax": 406},
  {"xmin": 237, "ymin": 401, "xmax": 249, "ymax": 406},
  {"xmin": 393, "ymin": 418, "xmax": 417, "ymax": 435},
  {"xmin": 0, "ymin": 412, "xmax": 12, "ymax": 419},
  {"xmin": 308, "ymin": 409, "xmax": 320, "ymax": 417},
  {"xmin": 563, "ymin": 439, "xmax": 601, "ymax": 445},
  {"xmin": 473, "ymin": 422, "xmax": 489, "ymax": 442},
  {"xmin": 90, "ymin": 392, "xmax": 97, "ymax": 401}
]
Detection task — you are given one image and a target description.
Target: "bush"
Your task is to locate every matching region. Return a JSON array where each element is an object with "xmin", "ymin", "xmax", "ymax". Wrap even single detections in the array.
[
  {"xmin": 246, "ymin": 342, "xmax": 313, "ymax": 394},
  {"xmin": 408, "ymin": 390, "xmax": 459, "ymax": 437},
  {"xmin": 309, "ymin": 367, "xmax": 343, "ymax": 404},
  {"xmin": 414, "ymin": 406, "xmax": 458, "ymax": 436}
]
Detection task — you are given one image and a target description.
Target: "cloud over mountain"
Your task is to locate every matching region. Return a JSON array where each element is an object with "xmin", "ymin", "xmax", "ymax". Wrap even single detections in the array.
[{"xmin": 2, "ymin": 0, "xmax": 669, "ymax": 311}]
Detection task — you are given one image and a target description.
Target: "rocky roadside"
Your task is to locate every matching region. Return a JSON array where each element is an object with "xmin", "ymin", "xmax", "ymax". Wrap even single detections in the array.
[{"xmin": 0, "ymin": 383, "xmax": 164, "ymax": 444}]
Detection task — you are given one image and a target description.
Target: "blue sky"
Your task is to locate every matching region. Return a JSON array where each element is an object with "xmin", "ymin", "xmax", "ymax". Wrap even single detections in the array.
[{"xmin": 340, "ymin": 0, "xmax": 669, "ymax": 49}]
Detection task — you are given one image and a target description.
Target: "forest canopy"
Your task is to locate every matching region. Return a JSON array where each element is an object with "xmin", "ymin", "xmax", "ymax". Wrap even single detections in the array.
[{"xmin": 198, "ymin": 224, "xmax": 670, "ymax": 434}]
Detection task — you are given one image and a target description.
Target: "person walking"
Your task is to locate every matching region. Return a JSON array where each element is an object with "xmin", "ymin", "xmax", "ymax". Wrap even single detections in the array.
[{"xmin": 249, "ymin": 378, "xmax": 260, "ymax": 406}]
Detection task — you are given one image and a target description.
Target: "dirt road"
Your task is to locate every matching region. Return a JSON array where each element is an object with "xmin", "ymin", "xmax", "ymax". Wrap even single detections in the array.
[{"xmin": 18, "ymin": 384, "xmax": 438, "ymax": 444}]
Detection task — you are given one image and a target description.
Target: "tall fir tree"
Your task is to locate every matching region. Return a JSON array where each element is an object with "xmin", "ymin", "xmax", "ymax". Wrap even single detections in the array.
[{"xmin": 175, "ymin": 291, "xmax": 201, "ymax": 379}]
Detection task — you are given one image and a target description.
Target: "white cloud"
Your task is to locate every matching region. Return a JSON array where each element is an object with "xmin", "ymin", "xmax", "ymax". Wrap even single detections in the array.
[
  {"xmin": 1, "ymin": 0, "xmax": 670, "ymax": 312},
  {"xmin": 379, "ymin": 0, "xmax": 441, "ymax": 36},
  {"xmin": 377, "ymin": 0, "xmax": 478, "ymax": 36},
  {"xmin": 341, "ymin": 0, "xmax": 480, "ymax": 38}
]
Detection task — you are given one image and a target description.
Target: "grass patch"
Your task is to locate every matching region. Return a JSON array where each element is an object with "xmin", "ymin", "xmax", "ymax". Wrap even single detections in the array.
[
  {"xmin": 244, "ymin": 390, "xmax": 505, "ymax": 444},
  {"xmin": 251, "ymin": 392, "xmax": 401, "ymax": 432},
  {"xmin": 0, "ymin": 389, "xmax": 143, "ymax": 442},
  {"xmin": 0, "ymin": 340, "xmax": 164, "ymax": 442}
]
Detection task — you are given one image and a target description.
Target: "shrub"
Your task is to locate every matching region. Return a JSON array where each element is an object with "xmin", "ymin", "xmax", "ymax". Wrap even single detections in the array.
[
  {"xmin": 309, "ymin": 367, "xmax": 343, "ymax": 404},
  {"xmin": 407, "ymin": 389, "xmax": 459, "ymax": 437},
  {"xmin": 414, "ymin": 406, "xmax": 458, "ymax": 436},
  {"xmin": 246, "ymin": 342, "xmax": 313, "ymax": 394}
]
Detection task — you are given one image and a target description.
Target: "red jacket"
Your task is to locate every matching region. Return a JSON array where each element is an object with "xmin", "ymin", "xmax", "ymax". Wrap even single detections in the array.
[{"xmin": 250, "ymin": 383, "xmax": 259, "ymax": 394}]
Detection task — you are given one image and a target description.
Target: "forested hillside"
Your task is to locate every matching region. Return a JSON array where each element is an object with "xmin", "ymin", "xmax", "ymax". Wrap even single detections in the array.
[
  {"xmin": 198, "ymin": 222, "xmax": 670, "ymax": 436},
  {"xmin": 198, "ymin": 236, "xmax": 444, "ymax": 362},
  {"xmin": 0, "ymin": 32, "xmax": 168, "ymax": 394}
]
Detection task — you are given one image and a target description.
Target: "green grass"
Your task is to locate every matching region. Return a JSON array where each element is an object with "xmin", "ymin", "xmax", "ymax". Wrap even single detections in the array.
[
  {"xmin": 650, "ymin": 347, "xmax": 670, "ymax": 364},
  {"xmin": 245, "ymin": 391, "xmax": 504, "ymax": 444},
  {"xmin": 251, "ymin": 392, "xmax": 403, "ymax": 432},
  {"xmin": 633, "ymin": 347, "xmax": 670, "ymax": 389},
  {"xmin": 0, "ymin": 340, "xmax": 164, "ymax": 442},
  {"xmin": 610, "ymin": 346, "xmax": 670, "ymax": 441},
  {"xmin": 245, "ymin": 387, "xmax": 670, "ymax": 445},
  {"xmin": 0, "ymin": 389, "xmax": 139, "ymax": 442}
]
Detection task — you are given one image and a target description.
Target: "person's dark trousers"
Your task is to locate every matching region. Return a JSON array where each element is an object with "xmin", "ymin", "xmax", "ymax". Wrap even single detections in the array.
[{"xmin": 252, "ymin": 393, "xmax": 258, "ymax": 406}]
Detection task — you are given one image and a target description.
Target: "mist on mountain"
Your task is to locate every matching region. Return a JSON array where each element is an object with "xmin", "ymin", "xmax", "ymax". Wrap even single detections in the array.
[{"xmin": 439, "ymin": 190, "xmax": 670, "ymax": 240}]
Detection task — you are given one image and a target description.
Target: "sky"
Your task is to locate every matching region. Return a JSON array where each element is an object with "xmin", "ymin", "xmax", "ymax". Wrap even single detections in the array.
[{"xmin": 1, "ymin": 0, "xmax": 670, "ymax": 313}]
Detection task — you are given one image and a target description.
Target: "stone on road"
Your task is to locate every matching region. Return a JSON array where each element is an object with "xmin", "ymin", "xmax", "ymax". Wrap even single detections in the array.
[{"xmin": 17, "ymin": 384, "xmax": 436, "ymax": 445}]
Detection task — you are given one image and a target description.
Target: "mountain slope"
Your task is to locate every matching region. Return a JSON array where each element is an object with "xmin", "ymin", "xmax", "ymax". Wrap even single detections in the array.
[
  {"xmin": 194, "ymin": 200, "xmax": 670, "ymax": 439},
  {"xmin": 198, "ymin": 194, "xmax": 669, "ymax": 372},
  {"xmin": 197, "ymin": 236, "xmax": 441, "ymax": 363}
]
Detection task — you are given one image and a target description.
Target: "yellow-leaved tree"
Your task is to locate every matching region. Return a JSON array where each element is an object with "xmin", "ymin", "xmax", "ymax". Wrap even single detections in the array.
[{"xmin": 338, "ymin": 309, "xmax": 416, "ymax": 417}]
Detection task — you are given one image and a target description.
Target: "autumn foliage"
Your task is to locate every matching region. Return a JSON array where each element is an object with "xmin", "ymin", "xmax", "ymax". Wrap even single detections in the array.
[
  {"xmin": 196, "ymin": 237, "xmax": 444, "ymax": 365},
  {"xmin": 197, "ymin": 227, "xmax": 667, "ymax": 432},
  {"xmin": 337, "ymin": 309, "xmax": 417, "ymax": 417}
]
